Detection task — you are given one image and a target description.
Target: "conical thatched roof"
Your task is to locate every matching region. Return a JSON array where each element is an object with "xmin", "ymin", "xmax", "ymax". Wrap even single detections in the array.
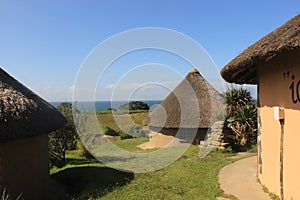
[
  {"xmin": 144, "ymin": 68, "xmax": 225, "ymax": 128},
  {"xmin": 221, "ymin": 14, "xmax": 300, "ymax": 84},
  {"xmin": 0, "ymin": 68, "xmax": 67, "ymax": 140}
]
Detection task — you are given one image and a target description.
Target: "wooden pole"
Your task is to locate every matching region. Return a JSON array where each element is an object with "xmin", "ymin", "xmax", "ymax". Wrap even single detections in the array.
[{"xmin": 279, "ymin": 119, "xmax": 285, "ymax": 200}]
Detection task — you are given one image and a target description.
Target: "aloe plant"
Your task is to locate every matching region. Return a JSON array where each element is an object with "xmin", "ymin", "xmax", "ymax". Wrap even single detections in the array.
[
  {"xmin": 225, "ymin": 86, "xmax": 257, "ymax": 151},
  {"xmin": 1, "ymin": 188, "xmax": 22, "ymax": 200}
]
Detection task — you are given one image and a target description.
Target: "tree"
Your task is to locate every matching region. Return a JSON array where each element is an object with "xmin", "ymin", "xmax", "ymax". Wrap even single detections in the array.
[
  {"xmin": 119, "ymin": 101, "xmax": 150, "ymax": 111},
  {"xmin": 106, "ymin": 107, "xmax": 116, "ymax": 111},
  {"xmin": 225, "ymin": 87, "xmax": 257, "ymax": 151},
  {"xmin": 49, "ymin": 102, "xmax": 78, "ymax": 167},
  {"xmin": 72, "ymin": 103, "xmax": 96, "ymax": 158}
]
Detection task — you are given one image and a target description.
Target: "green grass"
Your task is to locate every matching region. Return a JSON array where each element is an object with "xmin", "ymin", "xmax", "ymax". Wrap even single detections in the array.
[
  {"xmin": 50, "ymin": 149, "xmax": 104, "ymax": 175},
  {"xmin": 51, "ymin": 138, "xmax": 236, "ymax": 199},
  {"xmin": 248, "ymin": 144, "xmax": 258, "ymax": 153},
  {"xmin": 111, "ymin": 137, "xmax": 148, "ymax": 150},
  {"xmin": 96, "ymin": 112, "xmax": 148, "ymax": 132},
  {"xmin": 104, "ymin": 137, "xmax": 159, "ymax": 153},
  {"xmin": 258, "ymin": 179, "xmax": 280, "ymax": 200},
  {"xmin": 99, "ymin": 147, "xmax": 234, "ymax": 200},
  {"xmin": 98, "ymin": 110, "xmax": 149, "ymax": 114}
]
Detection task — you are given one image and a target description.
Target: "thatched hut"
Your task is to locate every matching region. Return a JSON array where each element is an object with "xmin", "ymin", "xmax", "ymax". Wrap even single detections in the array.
[
  {"xmin": 144, "ymin": 68, "xmax": 225, "ymax": 145},
  {"xmin": 221, "ymin": 14, "xmax": 300, "ymax": 200},
  {"xmin": 92, "ymin": 134, "xmax": 121, "ymax": 145},
  {"xmin": 0, "ymin": 68, "xmax": 67, "ymax": 199}
]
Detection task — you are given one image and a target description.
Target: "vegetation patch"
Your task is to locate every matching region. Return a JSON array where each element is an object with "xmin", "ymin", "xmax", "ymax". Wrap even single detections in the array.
[
  {"xmin": 258, "ymin": 179, "xmax": 280, "ymax": 200},
  {"xmin": 225, "ymin": 86, "xmax": 257, "ymax": 152},
  {"xmin": 51, "ymin": 138, "xmax": 236, "ymax": 199},
  {"xmin": 96, "ymin": 112, "xmax": 148, "ymax": 133}
]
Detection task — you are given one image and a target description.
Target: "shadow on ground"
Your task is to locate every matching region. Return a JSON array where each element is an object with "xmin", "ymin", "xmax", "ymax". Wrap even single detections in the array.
[
  {"xmin": 65, "ymin": 158, "xmax": 99, "ymax": 165},
  {"xmin": 51, "ymin": 166, "xmax": 134, "ymax": 199}
]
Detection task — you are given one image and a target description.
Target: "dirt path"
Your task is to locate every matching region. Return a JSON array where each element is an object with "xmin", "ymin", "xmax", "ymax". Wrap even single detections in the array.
[{"xmin": 218, "ymin": 156, "xmax": 271, "ymax": 200}]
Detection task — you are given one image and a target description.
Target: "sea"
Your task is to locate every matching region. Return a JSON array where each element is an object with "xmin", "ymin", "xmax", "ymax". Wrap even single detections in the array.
[{"xmin": 50, "ymin": 100, "xmax": 162, "ymax": 112}]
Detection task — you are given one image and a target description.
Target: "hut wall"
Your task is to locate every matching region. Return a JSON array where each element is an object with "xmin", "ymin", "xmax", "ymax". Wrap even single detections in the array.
[
  {"xmin": 106, "ymin": 135, "xmax": 121, "ymax": 142},
  {"xmin": 93, "ymin": 135, "xmax": 121, "ymax": 145},
  {"xmin": 149, "ymin": 126, "xmax": 208, "ymax": 144},
  {"xmin": 257, "ymin": 49, "xmax": 300, "ymax": 200},
  {"xmin": 0, "ymin": 134, "xmax": 49, "ymax": 199}
]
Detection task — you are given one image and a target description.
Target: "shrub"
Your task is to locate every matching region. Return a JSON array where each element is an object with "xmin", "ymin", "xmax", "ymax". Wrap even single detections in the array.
[
  {"xmin": 119, "ymin": 101, "xmax": 150, "ymax": 111},
  {"xmin": 102, "ymin": 125, "xmax": 120, "ymax": 136},
  {"xmin": 49, "ymin": 102, "xmax": 79, "ymax": 168},
  {"xmin": 126, "ymin": 125, "xmax": 147, "ymax": 138}
]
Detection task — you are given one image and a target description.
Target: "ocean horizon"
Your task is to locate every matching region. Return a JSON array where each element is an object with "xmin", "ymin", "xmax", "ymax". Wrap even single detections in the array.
[{"xmin": 50, "ymin": 100, "xmax": 162, "ymax": 111}]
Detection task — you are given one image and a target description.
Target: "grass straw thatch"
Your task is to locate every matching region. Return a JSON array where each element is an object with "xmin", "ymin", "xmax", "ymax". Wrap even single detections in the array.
[
  {"xmin": 144, "ymin": 68, "xmax": 224, "ymax": 129},
  {"xmin": 221, "ymin": 14, "xmax": 300, "ymax": 84},
  {"xmin": 0, "ymin": 68, "xmax": 67, "ymax": 140}
]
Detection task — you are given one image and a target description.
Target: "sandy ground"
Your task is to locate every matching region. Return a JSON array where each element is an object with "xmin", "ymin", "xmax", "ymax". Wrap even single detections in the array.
[
  {"xmin": 137, "ymin": 134, "xmax": 189, "ymax": 150},
  {"xmin": 218, "ymin": 156, "xmax": 271, "ymax": 200}
]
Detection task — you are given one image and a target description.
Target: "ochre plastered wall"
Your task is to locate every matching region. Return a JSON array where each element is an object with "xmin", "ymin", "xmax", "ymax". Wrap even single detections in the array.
[
  {"xmin": 258, "ymin": 49, "xmax": 300, "ymax": 200},
  {"xmin": 0, "ymin": 134, "xmax": 49, "ymax": 199}
]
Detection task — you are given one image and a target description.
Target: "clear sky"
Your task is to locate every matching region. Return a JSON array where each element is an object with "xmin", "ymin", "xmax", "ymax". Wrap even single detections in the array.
[{"xmin": 0, "ymin": 0, "xmax": 299, "ymax": 101}]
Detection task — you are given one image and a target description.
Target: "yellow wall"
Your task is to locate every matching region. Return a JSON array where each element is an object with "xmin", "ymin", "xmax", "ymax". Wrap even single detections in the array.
[
  {"xmin": 258, "ymin": 107, "xmax": 281, "ymax": 194},
  {"xmin": 0, "ymin": 134, "xmax": 49, "ymax": 200},
  {"xmin": 258, "ymin": 49, "xmax": 300, "ymax": 200}
]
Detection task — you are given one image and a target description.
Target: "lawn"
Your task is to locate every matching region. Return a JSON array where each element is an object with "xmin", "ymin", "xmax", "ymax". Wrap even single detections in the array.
[
  {"xmin": 51, "ymin": 138, "xmax": 236, "ymax": 200},
  {"xmin": 96, "ymin": 111, "xmax": 149, "ymax": 132}
]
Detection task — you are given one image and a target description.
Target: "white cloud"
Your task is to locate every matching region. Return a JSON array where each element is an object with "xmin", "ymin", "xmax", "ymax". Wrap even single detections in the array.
[
  {"xmin": 29, "ymin": 85, "xmax": 74, "ymax": 102},
  {"xmin": 104, "ymin": 84, "xmax": 115, "ymax": 89},
  {"xmin": 95, "ymin": 80, "xmax": 180, "ymax": 101},
  {"xmin": 31, "ymin": 78, "xmax": 248, "ymax": 103}
]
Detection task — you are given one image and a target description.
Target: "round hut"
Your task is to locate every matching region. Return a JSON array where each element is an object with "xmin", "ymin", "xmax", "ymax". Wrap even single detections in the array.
[
  {"xmin": 144, "ymin": 68, "xmax": 225, "ymax": 145},
  {"xmin": 0, "ymin": 68, "xmax": 67, "ymax": 199},
  {"xmin": 221, "ymin": 14, "xmax": 300, "ymax": 200}
]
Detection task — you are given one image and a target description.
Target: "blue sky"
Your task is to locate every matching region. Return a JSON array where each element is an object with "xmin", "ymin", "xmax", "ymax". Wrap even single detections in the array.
[{"xmin": 0, "ymin": 0, "xmax": 299, "ymax": 101}]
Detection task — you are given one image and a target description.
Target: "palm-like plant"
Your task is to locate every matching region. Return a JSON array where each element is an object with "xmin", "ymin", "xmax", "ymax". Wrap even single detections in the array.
[
  {"xmin": 1, "ymin": 188, "xmax": 22, "ymax": 200},
  {"xmin": 227, "ymin": 104, "xmax": 257, "ymax": 149},
  {"xmin": 225, "ymin": 86, "xmax": 257, "ymax": 151},
  {"xmin": 225, "ymin": 86, "xmax": 252, "ymax": 116}
]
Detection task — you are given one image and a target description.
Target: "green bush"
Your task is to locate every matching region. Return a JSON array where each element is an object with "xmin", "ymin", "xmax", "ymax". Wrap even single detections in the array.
[
  {"xmin": 119, "ymin": 101, "xmax": 149, "ymax": 111},
  {"xmin": 126, "ymin": 125, "xmax": 147, "ymax": 138},
  {"xmin": 102, "ymin": 125, "xmax": 120, "ymax": 136},
  {"xmin": 49, "ymin": 102, "xmax": 79, "ymax": 168}
]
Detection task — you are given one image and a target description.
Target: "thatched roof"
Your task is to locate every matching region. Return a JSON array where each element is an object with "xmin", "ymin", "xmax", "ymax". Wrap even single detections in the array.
[
  {"xmin": 0, "ymin": 68, "xmax": 67, "ymax": 141},
  {"xmin": 144, "ymin": 68, "xmax": 225, "ymax": 128},
  {"xmin": 221, "ymin": 14, "xmax": 300, "ymax": 84}
]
